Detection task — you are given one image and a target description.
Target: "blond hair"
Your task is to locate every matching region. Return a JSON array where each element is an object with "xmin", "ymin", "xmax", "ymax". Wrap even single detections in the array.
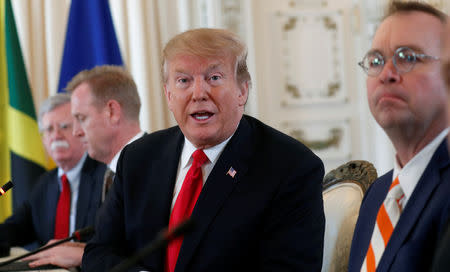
[
  {"xmin": 65, "ymin": 65, "xmax": 141, "ymax": 121},
  {"xmin": 162, "ymin": 28, "xmax": 251, "ymax": 88}
]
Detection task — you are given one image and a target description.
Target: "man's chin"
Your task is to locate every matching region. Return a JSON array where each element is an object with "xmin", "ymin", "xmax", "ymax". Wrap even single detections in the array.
[
  {"xmin": 52, "ymin": 154, "xmax": 70, "ymax": 164},
  {"xmin": 87, "ymin": 149, "xmax": 97, "ymax": 160}
]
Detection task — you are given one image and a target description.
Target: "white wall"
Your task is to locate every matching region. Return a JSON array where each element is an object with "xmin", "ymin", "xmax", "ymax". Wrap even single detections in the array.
[{"xmin": 10, "ymin": 0, "xmax": 449, "ymax": 175}]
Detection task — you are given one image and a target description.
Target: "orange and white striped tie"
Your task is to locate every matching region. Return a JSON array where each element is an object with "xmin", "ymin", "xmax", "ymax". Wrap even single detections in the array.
[{"xmin": 361, "ymin": 176, "xmax": 404, "ymax": 272}]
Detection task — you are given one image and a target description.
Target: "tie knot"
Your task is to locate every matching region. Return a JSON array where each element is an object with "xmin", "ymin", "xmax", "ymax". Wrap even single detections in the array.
[
  {"xmin": 61, "ymin": 174, "xmax": 68, "ymax": 183},
  {"xmin": 387, "ymin": 184, "xmax": 403, "ymax": 200},
  {"xmin": 105, "ymin": 168, "xmax": 114, "ymax": 179},
  {"xmin": 61, "ymin": 174, "xmax": 70, "ymax": 192},
  {"xmin": 192, "ymin": 149, "xmax": 208, "ymax": 167},
  {"xmin": 387, "ymin": 176, "xmax": 404, "ymax": 201}
]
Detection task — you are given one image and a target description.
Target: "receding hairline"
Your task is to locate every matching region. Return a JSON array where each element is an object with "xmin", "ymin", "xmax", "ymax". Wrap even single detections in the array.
[{"xmin": 384, "ymin": 1, "xmax": 447, "ymax": 24}]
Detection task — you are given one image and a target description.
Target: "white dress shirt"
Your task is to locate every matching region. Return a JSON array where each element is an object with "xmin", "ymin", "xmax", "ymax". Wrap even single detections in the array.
[{"xmin": 392, "ymin": 128, "xmax": 449, "ymax": 208}]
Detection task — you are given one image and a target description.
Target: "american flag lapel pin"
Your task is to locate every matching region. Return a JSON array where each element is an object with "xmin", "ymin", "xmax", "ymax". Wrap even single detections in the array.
[{"xmin": 226, "ymin": 167, "xmax": 237, "ymax": 178}]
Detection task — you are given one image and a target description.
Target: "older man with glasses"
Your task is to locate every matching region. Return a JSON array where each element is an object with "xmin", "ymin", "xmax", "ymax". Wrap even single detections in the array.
[{"xmin": 348, "ymin": 2, "xmax": 449, "ymax": 272}]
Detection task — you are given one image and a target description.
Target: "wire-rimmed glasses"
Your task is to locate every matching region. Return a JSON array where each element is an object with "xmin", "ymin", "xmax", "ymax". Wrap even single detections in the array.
[{"xmin": 358, "ymin": 46, "xmax": 440, "ymax": 77}]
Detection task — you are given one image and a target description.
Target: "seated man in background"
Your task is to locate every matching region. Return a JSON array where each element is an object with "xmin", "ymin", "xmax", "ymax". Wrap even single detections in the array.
[
  {"xmin": 0, "ymin": 93, "xmax": 105, "ymax": 269},
  {"xmin": 348, "ymin": 2, "xmax": 449, "ymax": 272},
  {"xmin": 67, "ymin": 65, "xmax": 144, "ymax": 202},
  {"xmin": 83, "ymin": 28, "xmax": 325, "ymax": 271}
]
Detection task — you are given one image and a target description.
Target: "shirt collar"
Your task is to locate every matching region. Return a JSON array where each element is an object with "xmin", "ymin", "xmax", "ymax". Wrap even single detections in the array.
[
  {"xmin": 108, "ymin": 131, "xmax": 145, "ymax": 173},
  {"xmin": 58, "ymin": 152, "xmax": 87, "ymax": 186},
  {"xmin": 393, "ymin": 128, "xmax": 449, "ymax": 205},
  {"xmin": 180, "ymin": 135, "xmax": 233, "ymax": 170}
]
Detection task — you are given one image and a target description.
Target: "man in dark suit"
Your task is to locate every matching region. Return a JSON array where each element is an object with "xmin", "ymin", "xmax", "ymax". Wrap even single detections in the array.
[
  {"xmin": 67, "ymin": 65, "xmax": 144, "ymax": 201},
  {"xmin": 430, "ymin": 17, "xmax": 450, "ymax": 272},
  {"xmin": 82, "ymin": 28, "xmax": 325, "ymax": 271},
  {"xmin": 348, "ymin": 2, "xmax": 449, "ymax": 272},
  {"xmin": 0, "ymin": 93, "xmax": 105, "ymax": 269}
]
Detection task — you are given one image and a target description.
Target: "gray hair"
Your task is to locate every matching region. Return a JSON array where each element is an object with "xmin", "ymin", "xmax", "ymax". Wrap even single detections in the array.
[{"xmin": 38, "ymin": 93, "xmax": 72, "ymax": 130}]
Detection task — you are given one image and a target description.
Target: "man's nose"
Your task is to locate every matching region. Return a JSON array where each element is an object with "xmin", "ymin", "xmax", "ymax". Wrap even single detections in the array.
[
  {"xmin": 378, "ymin": 59, "xmax": 401, "ymax": 84},
  {"xmin": 191, "ymin": 79, "xmax": 209, "ymax": 101},
  {"xmin": 72, "ymin": 121, "xmax": 84, "ymax": 137}
]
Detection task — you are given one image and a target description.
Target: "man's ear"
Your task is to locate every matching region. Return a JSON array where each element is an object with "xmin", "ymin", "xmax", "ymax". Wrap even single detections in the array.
[
  {"xmin": 238, "ymin": 81, "xmax": 249, "ymax": 106},
  {"xmin": 106, "ymin": 99, "xmax": 122, "ymax": 124},
  {"xmin": 164, "ymin": 85, "xmax": 173, "ymax": 112}
]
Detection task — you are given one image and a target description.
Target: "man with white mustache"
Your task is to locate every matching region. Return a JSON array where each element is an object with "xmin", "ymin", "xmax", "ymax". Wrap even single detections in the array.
[{"xmin": 0, "ymin": 93, "xmax": 105, "ymax": 270}]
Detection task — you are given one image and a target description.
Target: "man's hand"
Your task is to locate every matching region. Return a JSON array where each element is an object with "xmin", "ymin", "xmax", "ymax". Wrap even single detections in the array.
[{"xmin": 23, "ymin": 240, "xmax": 85, "ymax": 269}]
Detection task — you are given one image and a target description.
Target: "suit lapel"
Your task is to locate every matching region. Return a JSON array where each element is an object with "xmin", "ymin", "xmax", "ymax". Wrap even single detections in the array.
[
  {"xmin": 378, "ymin": 141, "xmax": 449, "ymax": 271},
  {"xmin": 149, "ymin": 132, "xmax": 184, "ymax": 227},
  {"xmin": 175, "ymin": 117, "xmax": 253, "ymax": 271}
]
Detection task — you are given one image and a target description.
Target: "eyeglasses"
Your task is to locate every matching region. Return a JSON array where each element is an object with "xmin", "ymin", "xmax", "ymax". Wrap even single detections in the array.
[
  {"xmin": 41, "ymin": 122, "xmax": 73, "ymax": 136},
  {"xmin": 358, "ymin": 46, "xmax": 439, "ymax": 77}
]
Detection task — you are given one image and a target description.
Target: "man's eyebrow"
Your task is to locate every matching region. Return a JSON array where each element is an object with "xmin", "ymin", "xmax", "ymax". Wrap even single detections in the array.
[
  {"xmin": 366, "ymin": 48, "xmax": 382, "ymax": 55},
  {"xmin": 173, "ymin": 68, "xmax": 189, "ymax": 75},
  {"xmin": 396, "ymin": 45, "xmax": 426, "ymax": 54},
  {"xmin": 205, "ymin": 63, "xmax": 224, "ymax": 72},
  {"xmin": 173, "ymin": 63, "xmax": 225, "ymax": 75},
  {"xmin": 366, "ymin": 45, "xmax": 428, "ymax": 56}
]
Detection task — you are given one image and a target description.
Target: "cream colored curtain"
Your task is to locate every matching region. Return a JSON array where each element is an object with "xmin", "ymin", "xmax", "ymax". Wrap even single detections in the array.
[{"xmin": 11, "ymin": 0, "xmax": 179, "ymax": 132}]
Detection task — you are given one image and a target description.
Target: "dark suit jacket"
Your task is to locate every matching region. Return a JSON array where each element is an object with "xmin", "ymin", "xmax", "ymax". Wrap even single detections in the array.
[
  {"xmin": 348, "ymin": 140, "xmax": 450, "ymax": 272},
  {"xmin": 0, "ymin": 155, "xmax": 106, "ymax": 246},
  {"xmin": 431, "ymin": 197, "xmax": 450, "ymax": 272},
  {"xmin": 83, "ymin": 115, "xmax": 325, "ymax": 272}
]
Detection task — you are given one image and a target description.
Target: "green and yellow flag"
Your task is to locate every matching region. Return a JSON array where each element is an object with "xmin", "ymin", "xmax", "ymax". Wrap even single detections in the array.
[{"xmin": 0, "ymin": 0, "xmax": 51, "ymax": 221}]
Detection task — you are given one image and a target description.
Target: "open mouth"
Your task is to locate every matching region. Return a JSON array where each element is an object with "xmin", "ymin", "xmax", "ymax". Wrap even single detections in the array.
[{"xmin": 191, "ymin": 111, "xmax": 214, "ymax": 121}]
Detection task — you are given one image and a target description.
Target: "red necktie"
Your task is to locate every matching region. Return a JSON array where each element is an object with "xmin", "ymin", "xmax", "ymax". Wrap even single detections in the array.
[
  {"xmin": 54, "ymin": 174, "xmax": 71, "ymax": 239},
  {"xmin": 166, "ymin": 149, "xmax": 208, "ymax": 272}
]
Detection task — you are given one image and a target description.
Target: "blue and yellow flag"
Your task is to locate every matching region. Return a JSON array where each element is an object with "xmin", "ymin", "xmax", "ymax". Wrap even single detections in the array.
[
  {"xmin": 57, "ymin": 0, "xmax": 123, "ymax": 93},
  {"xmin": 0, "ymin": 0, "xmax": 51, "ymax": 221}
]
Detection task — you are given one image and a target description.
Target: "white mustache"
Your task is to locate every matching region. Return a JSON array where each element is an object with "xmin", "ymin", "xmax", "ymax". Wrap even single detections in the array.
[{"xmin": 51, "ymin": 140, "xmax": 70, "ymax": 150}]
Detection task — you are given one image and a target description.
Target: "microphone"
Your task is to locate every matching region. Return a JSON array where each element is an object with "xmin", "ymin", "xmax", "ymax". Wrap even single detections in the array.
[
  {"xmin": 0, "ymin": 226, "xmax": 94, "ymax": 268},
  {"xmin": 110, "ymin": 219, "xmax": 195, "ymax": 272},
  {"xmin": 0, "ymin": 181, "xmax": 13, "ymax": 196}
]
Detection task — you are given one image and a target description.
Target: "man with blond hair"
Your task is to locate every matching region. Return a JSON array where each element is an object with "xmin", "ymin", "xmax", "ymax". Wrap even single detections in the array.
[
  {"xmin": 67, "ymin": 65, "xmax": 144, "ymax": 201},
  {"xmin": 83, "ymin": 28, "xmax": 325, "ymax": 271}
]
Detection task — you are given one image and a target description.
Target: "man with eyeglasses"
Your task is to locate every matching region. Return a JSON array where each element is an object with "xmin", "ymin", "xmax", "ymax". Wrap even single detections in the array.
[
  {"xmin": 0, "ymin": 93, "xmax": 105, "ymax": 269},
  {"xmin": 348, "ymin": 2, "xmax": 449, "ymax": 272}
]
